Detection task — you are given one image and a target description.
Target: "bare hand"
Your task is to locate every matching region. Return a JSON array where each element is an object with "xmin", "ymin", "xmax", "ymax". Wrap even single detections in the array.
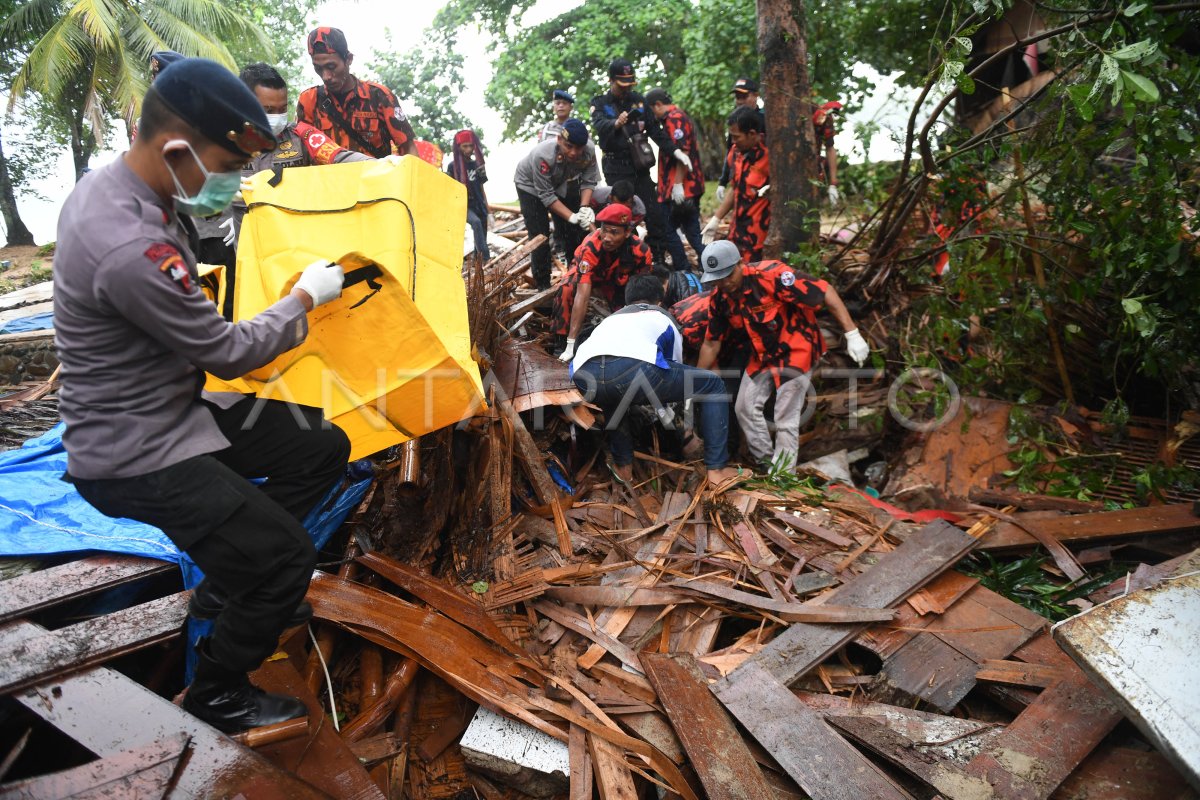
[{"xmin": 615, "ymin": 111, "xmax": 629, "ymax": 127}]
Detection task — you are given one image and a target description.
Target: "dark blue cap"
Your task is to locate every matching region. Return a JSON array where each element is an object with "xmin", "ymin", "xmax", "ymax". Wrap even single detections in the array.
[
  {"xmin": 559, "ymin": 118, "xmax": 588, "ymax": 145},
  {"xmin": 553, "ymin": 89, "xmax": 574, "ymax": 103},
  {"xmin": 151, "ymin": 58, "xmax": 275, "ymax": 156},
  {"xmin": 150, "ymin": 51, "xmax": 185, "ymax": 76}
]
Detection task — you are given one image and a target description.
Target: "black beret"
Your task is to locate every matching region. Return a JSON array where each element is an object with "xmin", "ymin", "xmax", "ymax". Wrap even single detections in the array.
[
  {"xmin": 552, "ymin": 89, "xmax": 575, "ymax": 103},
  {"xmin": 152, "ymin": 58, "xmax": 275, "ymax": 156}
]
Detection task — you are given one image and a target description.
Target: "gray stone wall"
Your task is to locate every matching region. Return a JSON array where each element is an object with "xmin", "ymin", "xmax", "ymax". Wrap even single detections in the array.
[{"xmin": 0, "ymin": 337, "xmax": 57, "ymax": 385}]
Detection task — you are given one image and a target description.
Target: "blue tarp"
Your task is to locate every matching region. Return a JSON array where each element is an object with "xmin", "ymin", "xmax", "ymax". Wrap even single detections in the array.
[
  {"xmin": 0, "ymin": 422, "xmax": 371, "ymax": 679},
  {"xmin": 0, "ymin": 310, "xmax": 54, "ymax": 335}
]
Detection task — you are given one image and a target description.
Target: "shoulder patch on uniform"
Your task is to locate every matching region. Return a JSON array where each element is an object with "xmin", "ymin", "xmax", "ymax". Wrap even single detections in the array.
[
  {"xmin": 145, "ymin": 243, "xmax": 193, "ymax": 293},
  {"xmin": 538, "ymin": 160, "xmax": 550, "ymax": 175},
  {"xmin": 779, "ymin": 270, "xmax": 796, "ymax": 287},
  {"xmin": 673, "ymin": 128, "xmax": 684, "ymax": 140}
]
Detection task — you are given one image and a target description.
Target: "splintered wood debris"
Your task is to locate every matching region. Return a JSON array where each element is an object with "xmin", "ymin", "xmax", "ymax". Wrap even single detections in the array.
[{"xmin": 2, "ymin": 226, "xmax": 1199, "ymax": 798}]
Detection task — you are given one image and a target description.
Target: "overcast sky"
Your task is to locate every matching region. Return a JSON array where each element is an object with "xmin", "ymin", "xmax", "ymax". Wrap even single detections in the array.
[{"xmin": 6, "ymin": 0, "xmax": 914, "ymax": 244}]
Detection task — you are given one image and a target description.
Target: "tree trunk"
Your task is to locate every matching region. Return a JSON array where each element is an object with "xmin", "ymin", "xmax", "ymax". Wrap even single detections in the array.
[
  {"xmin": 0, "ymin": 124, "xmax": 36, "ymax": 247},
  {"xmin": 757, "ymin": 0, "xmax": 819, "ymax": 256}
]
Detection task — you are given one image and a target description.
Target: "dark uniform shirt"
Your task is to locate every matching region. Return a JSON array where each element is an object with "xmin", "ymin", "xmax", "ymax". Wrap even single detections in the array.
[
  {"xmin": 296, "ymin": 78, "xmax": 416, "ymax": 158},
  {"xmin": 54, "ymin": 157, "xmax": 308, "ymax": 480},
  {"xmin": 551, "ymin": 230, "xmax": 653, "ymax": 336},
  {"xmin": 234, "ymin": 121, "xmax": 370, "ymax": 227},
  {"xmin": 589, "ymin": 89, "xmax": 676, "ymax": 179},
  {"xmin": 705, "ymin": 260, "xmax": 829, "ymax": 386},
  {"xmin": 588, "ymin": 186, "xmax": 645, "ymax": 224},
  {"xmin": 726, "ymin": 143, "xmax": 770, "ymax": 261},
  {"xmin": 657, "ymin": 107, "xmax": 705, "ymax": 203}
]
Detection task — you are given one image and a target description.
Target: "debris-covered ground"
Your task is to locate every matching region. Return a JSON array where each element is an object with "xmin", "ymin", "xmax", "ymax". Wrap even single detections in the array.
[{"xmin": 1, "ymin": 221, "xmax": 1198, "ymax": 798}]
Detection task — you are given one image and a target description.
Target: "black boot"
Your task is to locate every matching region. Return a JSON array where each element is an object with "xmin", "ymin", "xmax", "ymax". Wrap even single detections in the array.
[
  {"xmin": 182, "ymin": 641, "xmax": 308, "ymax": 734},
  {"xmin": 189, "ymin": 579, "xmax": 313, "ymax": 627}
]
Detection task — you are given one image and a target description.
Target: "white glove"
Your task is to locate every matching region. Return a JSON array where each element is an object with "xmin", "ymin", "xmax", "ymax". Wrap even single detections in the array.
[
  {"xmin": 295, "ymin": 260, "xmax": 345, "ymax": 308},
  {"xmin": 219, "ymin": 217, "xmax": 236, "ymax": 247},
  {"xmin": 487, "ymin": 213, "xmax": 496, "ymax": 230},
  {"xmin": 463, "ymin": 222, "xmax": 476, "ymax": 257},
  {"xmin": 757, "ymin": 184, "xmax": 771, "ymax": 198},
  {"xmin": 558, "ymin": 338, "xmax": 576, "ymax": 362},
  {"xmin": 383, "ymin": 154, "xmax": 404, "ymax": 165},
  {"xmin": 575, "ymin": 206, "xmax": 595, "ymax": 229},
  {"xmin": 673, "ymin": 150, "xmax": 693, "ymax": 172},
  {"xmin": 671, "ymin": 183, "xmax": 685, "ymax": 204},
  {"xmin": 844, "ymin": 328, "xmax": 869, "ymax": 366},
  {"xmin": 701, "ymin": 216, "xmax": 720, "ymax": 246},
  {"xmin": 716, "ymin": 185, "xmax": 726, "ymax": 203},
  {"xmin": 827, "ymin": 184, "xmax": 841, "ymax": 206}
]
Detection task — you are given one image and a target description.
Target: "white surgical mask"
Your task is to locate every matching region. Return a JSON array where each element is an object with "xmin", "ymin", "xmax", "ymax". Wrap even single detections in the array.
[{"xmin": 266, "ymin": 113, "xmax": 289, "ymax": 137}]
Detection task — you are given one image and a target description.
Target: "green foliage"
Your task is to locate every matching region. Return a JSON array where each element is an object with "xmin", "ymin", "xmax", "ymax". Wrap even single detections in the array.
[
  {"xmin": 962, "ymin": 551, "xmax": 1130, "ymax": 622},
  {"xmin": 371, "ymin": 31, "xmax": 476, "ymax": 145},
  {"xmin": 746, "ymin": 452, "xmax": 826, "ymax": 498}
]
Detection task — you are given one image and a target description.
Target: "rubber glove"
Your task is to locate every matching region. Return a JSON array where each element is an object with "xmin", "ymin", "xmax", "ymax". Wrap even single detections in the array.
[
  {"xmin": 558, "ymin": 338, "xmax": 576, "ymax": 362},
  {"xmin": 828, "ymin": 184, "xmax": 841, "ymax": 206},
  {"xmin": 844, "ymin": 328, "xmax": 869, "ymax": 366},
  {"xmin": 673, "ymin": 150, "xmax": 693, "ymax": 172},
  {"xmin": 701, "ymin": 216, "xmax": 720, "ymax": 246},
  {"xmin": 757, "ymin": 184, "xmax": 771, "ymax": 198},
  {"xmin": 294, "ymin": 260, "xmax": 345, "ymax": 307},
  {"xmin": 575, "ymin": 206, "xmax": 595, "ymax": 229},
  {"xmin": 219, "ymin": 217, "xmax": 236, "ymax": 247},
  {"xmin": 716, "ymin": 185, "xmax": 726, "ymax": 203},
  {"xmin": 671, "ymin": 183, "xmax": 686, "ymax": 204}
]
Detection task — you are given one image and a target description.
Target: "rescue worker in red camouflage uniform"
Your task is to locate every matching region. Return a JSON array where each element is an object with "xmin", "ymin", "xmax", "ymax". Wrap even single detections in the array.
[
  {"xmin": 554, "ymin": 203, "xmax": 653, "ymax": 362},
  {"xmin": 702, "ymin": 106, "xmax": 769, "ymax": 262},
  {"xmin": 297, "ymin": 27, "xmax": 417, "ymax": 158},
  {"xmin": 645, "ymin": 88, "xmax": 705, "ymax": 271},
  {"xmin": 813, "ymin": 100, "xmax": 842, "ymax": 206},
  {"xmin": 696, "ymin": 241, "xmax": 870, "ymax": 470}
]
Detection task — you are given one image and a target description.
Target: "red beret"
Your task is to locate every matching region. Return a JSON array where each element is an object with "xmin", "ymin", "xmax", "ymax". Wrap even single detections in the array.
[{"xmin": 597, "ymin": 203, "xmax": 632, "ymax": 226}]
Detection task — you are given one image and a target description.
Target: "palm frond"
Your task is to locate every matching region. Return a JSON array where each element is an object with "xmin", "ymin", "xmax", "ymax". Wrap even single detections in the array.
[
  {"xmin": 153, "ymin": 0, "xmax": 273, "ymax": 59},
  {"xmin": 65, "ymin": 0, "xmax": 124, "ymax": 52},
  {"xmin": 0, "ymin": 0, "xmax": 63, "ymax": 49}
]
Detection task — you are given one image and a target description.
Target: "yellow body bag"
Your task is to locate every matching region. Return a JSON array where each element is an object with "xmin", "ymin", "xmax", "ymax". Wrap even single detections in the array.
[{"xmin": 207, "ymin": 157, "xmax": 485, "ymax": 460}]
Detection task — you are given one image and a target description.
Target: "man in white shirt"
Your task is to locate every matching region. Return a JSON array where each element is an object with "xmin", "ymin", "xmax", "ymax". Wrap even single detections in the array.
[{"xmin": 571, "ymin": 273, "xmax": 740, "ymax": 487}]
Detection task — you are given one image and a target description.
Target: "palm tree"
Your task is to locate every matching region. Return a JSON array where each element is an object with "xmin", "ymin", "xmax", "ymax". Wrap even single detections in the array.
[{"xmin": 1, "ymin": 0, "xmax": 274, "ymax": 179}]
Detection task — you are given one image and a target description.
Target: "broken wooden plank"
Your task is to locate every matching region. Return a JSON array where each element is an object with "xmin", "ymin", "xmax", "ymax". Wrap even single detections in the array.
[
  {"xmin": 975, "ymin": 659, "xmax": 1070, "ymax": 689},
  {"xmin": 0, "ymin": 732, "xmax": 189, "ymax": 800},
  {"xmin": 1054, "ymin": 744, "xmax": 1196, "ymax": 800},
  {"xmin": 0, "ymin": 555, "xmax": 177, "ymax": 623},
  {"xmin": 723, "ymin": 520, "xmax": 977, "ymax": 687},
  {"xmin": 251, "ymin": 655, "xmax": 387, "ymax": 800},
  {"xmin": 14, "ymin": 655, "xmax": 326, "ymax": 797},
  {"xmin": 0, "ymin": 592, "xmax": 187, "ymax": 694},
  {"xmin": 771, "ymin": 510, "xmax": 854, "ymax": 547},
  {"xmin": 828, "ymin": 716, "xmax": 995, "ymax": 800},
  {"xmin": 543, "ymin": 586, "xmax": 695, "ymax": 607},
  {"xmin": 963, "ymin": 670, "xmax": 1123, "ymax": 799},
  {"xmin": 588, "ymin": 732, "xmax": 638, "ymax": 800},
  {"xmin": 641, "ymin": 654, "xmax": 775, "ymax": 800},
  {"xmin": 712, "ymin": 662, "xmax": 913, "ymax": 800},
  {"xmin": 967, "ymin": 487, "xmax": 1106, "ymax": 513},
  {"xmin": 532, "ymin": 601, "xmax": 643, "ymax": 673},
  {"xmin": 868, "ymin": 583, "xmax": 1047, "ymax": 712},
  {"xmin": 979, "ymin": 502, "xmax": 1198, "ymax": 551},
  {"xmin": 670, "ymin": 578, "xmax": 895, "ymax": 623}
]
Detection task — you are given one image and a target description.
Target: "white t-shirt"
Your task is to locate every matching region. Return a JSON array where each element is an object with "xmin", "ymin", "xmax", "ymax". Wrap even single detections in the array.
[{"xmin": 571, "ymin": 305, "xmax": 683, "ymax": 376}]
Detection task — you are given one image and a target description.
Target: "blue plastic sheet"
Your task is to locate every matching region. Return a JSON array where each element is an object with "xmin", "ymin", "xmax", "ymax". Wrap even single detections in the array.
[{"xmin": 0, "ymin": 310, "xmax": 54, "ymax": 334}]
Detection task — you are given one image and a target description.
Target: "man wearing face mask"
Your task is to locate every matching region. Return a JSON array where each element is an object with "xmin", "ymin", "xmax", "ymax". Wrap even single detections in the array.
[
  {"xmin": 54, "ymin": 58, "xmax": 350, "ymax": 734},
  {"xmin": 231, "ymin": 63, "xmax": 371, "ymax": 239}
]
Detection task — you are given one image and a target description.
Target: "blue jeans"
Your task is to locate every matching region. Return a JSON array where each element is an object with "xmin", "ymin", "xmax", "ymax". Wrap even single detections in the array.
[
  {"xmin": 572, "ymin": 355, "xmax": 730, "ymax": 469},
  {"xmin": 661, "ymin": 200, "xmax": 703, "ymax": 271}
]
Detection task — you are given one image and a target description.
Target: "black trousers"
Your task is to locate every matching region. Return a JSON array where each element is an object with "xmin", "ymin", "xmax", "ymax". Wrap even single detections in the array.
[
  {"xmin": 71, "ymin": 398, "xmax": 350, "ymax": 673},
  {"xmin": 517, "ymin": 188, "xmax": 555, "ymax": 290},
  {"xmin": 605, "ymin": 168, "xmax": 668, "ymax": 264}
]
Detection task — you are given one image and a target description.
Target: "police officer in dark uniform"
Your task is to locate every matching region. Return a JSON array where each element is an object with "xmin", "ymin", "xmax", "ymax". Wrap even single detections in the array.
[
  {"xmin": 54, "ymin": 58, "xmax": 350, "ymax": 734},
  {"xmin": 589, "ymin": 58, "xmax": 692, "ymax": 267}
]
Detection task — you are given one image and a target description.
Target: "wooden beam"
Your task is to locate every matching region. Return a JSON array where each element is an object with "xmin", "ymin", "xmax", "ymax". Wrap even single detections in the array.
[
  {"xmin": 0, "ymin": 592, "xmax": 187, "ymax": 694},
  {"xmin": 712, "ymin": 662, "xmax": 913, "ymax": 800},
  {"xmin": 979, "ymin": 503, "xmax": 1198, "ymax": 551},
  {"xmin": 670, "ymin": 579, "xmax": 895, "ymax": 623},
  {"xmin": 722, "ymin": 520, "xmax": 977, "ymax": 687},
  {"xmin": 588, "ymin": 732, "xmax": 639, "ymax": 800},
  {"xmin": 641, "ymin": 654, "xmax": 776, "ymax": 800},
  {"xmin": 0, "ymin": 555, "xmax": 177, "ymax": 623}
]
